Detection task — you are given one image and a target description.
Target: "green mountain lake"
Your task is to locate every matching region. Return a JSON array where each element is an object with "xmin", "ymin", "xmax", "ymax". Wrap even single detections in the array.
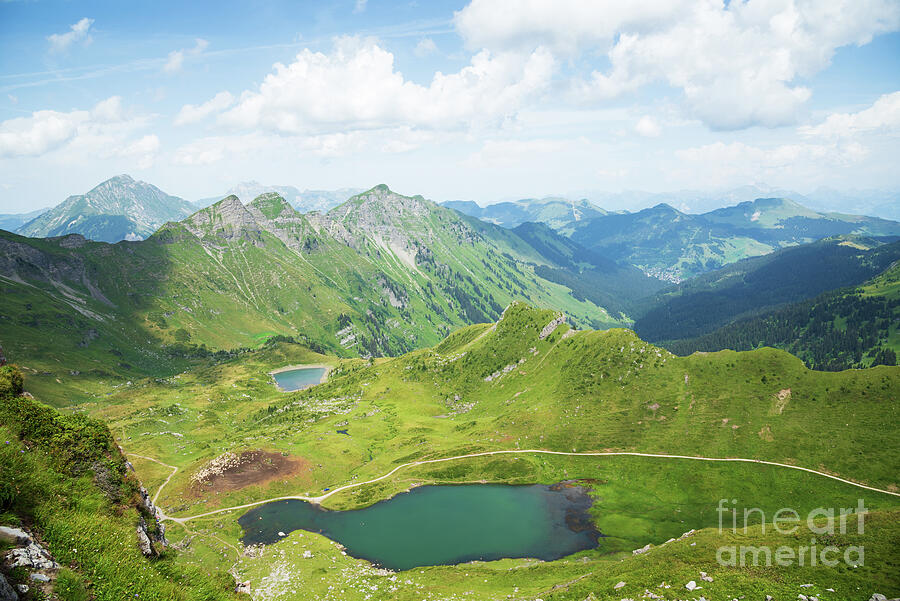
[
  {"xmin": 271, "ymin": 366, "xmax": 329, "ymax": 391},
  {"xmin": 238, "ymin": 484, "xmax": 600, "ymax": 570}
]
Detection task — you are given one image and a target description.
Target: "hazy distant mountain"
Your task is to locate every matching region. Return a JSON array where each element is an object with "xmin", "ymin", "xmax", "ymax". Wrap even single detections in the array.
[
  {"xmin": 195, "ymin": 181, "xmax": 362, "ymax": 213},
  {"xmin": 801, "ymin": 187, "xmax": 900, "ymax": 221},
  {"xmin": 16, "ymin": 175, "xmax": 194, "ymax": 243},
  {"xmin": 568, "ymin": 198, "xmax": 900, "ymax": 281},
  {"xmin": 569, "ymin": 184, "xmax": 809, "ymax": 214},
  {"xmin": 0, "ymin": 208, "xmax": 48, "ymax": 232},
  {"xmin": 443, "ymin": 197, "xmax": 607, "ymax": 234}
]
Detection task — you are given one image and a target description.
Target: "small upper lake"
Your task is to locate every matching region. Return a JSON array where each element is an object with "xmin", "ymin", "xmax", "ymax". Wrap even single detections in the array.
[
  {"xmin": 271, "ymin": 366, "xmax": 328, "ymax": 392},
  {"xmin": 239, "ymin": 484, "xmax": 599, "ymax": 570}
]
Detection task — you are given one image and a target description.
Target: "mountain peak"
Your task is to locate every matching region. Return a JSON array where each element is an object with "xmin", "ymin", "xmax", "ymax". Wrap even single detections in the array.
[
  {"xmin": 185, "ymin": 194, "xmax": 260, "ymax": 241},
  {"xmin": 249, "ymin": 192, "xmax": 295, "ymax": 220},
  {"xmin": 16, "ymin": 175, "xmax": 193, "ymax": 243}
]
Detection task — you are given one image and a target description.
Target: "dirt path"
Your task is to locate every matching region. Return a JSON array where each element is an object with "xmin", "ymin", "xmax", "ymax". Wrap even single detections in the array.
[
  {"xmin": 151, "ymin": 448, "xmax": 900, "ymax": 525},
  {"xmin": 127, "ymin": 453, "xmax": 179, "ymax": 506}
]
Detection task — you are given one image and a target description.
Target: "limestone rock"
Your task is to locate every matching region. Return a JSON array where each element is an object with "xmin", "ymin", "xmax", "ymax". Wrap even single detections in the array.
[
  {"xmin": 0, "ymin": 573, "xmax": 18, "ymax": 601},
  {"xmin": 0, "ymin": 527, "xmax": 30, "ymax": 545},
  {"xmin": 7, "ymin": 542, "xmax": 58, "ymax": 570},
  {"xmin": 539, "ymin": 314, "xmax": 566, "ymax": 340},
  {"xmin": 137, "ymin": 518, "xmax": 154, "ymax": 557}
]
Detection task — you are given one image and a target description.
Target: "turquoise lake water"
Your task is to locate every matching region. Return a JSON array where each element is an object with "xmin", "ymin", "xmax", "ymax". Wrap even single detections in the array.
[
  {"xmin": 238, "ymin": 484, "xmax": 599, "ymax": 570},
  {"xmin": 272, "ymin": 366, "xmax": 328, "ymax": 391}
]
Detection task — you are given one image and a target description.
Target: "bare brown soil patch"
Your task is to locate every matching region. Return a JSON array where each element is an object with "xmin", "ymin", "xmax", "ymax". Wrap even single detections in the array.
[{"xmin": 192, "ymin": 450, "xmax": 309, "ymax": 492}]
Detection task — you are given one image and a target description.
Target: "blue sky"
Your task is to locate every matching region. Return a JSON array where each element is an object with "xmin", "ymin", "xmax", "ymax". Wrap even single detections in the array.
[{"xmin": 1, "ymin": 0, "xmax": 899, "ymax": 212}]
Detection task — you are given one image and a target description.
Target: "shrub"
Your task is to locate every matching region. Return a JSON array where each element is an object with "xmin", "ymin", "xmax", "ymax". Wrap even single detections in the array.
[{"xmin": 0, "ymin": 365, "xmax": 23, "ymax": 398}]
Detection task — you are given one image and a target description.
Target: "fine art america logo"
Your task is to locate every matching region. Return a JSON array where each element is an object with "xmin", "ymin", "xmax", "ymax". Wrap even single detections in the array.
[{"xmin": 715, "ymin": 499, "xmax": 867, "ymax": 568}]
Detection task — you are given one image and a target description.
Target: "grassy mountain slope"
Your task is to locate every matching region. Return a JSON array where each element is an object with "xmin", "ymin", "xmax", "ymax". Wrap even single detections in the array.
[
  {"xmin": 567, "ymin": 198, "xmax": 900, "ymax": 281},
  {"xmin": 569, "ymin": 203, "xmax": 774, "ymax": 282},
  {"xmin": 634, "ymin": 237, "xmax": 900, "ymax": 343},
  {"xmin": 666, "ymin": 260, "xmax": 900, "ymax": 370},
  {"xmin": 92, "ymin": 303, "xmax": 899, "ymax": 599},
  {"xmin": 512, "ymin": 221, "xmax": 665, "ymax": 318},
  {"xmin": 0, "ymin": 365, "xmax": 237, "ymax": 600},
  {"xmin": 0, "ymin": 186, "xmax": 630, "ymax": 402},
  {"xmin": 103, "ymin": 303, "xmax": 899, "ymax": 515},
  {"xmin": 17, "ymin": 175, "xmax": 194, "ymax": 242}
]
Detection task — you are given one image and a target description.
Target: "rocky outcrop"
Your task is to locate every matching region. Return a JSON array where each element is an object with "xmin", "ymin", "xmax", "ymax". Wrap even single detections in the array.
[
  {"xmin": 136, "ymin": 485, "xmax": 168, "ymax": 552},
  {"xmin": 0, "ymin": 527, "xmax": 29, "ymax": 545},
  {"xmin": 184, "ymin": 195, "xmax": 263, "ymax": 244},
  {"xmin": 7, "ymin": 542, "xmax": 59, "ymax": 571},
  {"xmin": 539, "ymin": 314, "xmax": 566, "ymax": 339},
  {"xmin": 137, "ymin": 518, "xmax": 154, "ymax": 557},
  {"xmin": 0, "ymin": 573, "xmax": 17, "ymax": 601}
]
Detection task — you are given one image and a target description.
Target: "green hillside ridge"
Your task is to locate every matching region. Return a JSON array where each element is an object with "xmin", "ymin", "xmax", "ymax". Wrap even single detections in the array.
[
  {"xmin": 0, "ymin": 185, "xmax": 649, "ymax": 403},
  {"xmin": 84, "ymin": 303, "xmax": 900, "ymax": 599},
  {"xmin": 17, "ymin": 175, "xmax": 195, "ymax": 243},
  {"xmin": 634, "ymin": 236, "xmax": 900, "ymax": 343},
  {"xmin": 666, "ymin": 259, "xmax": 900, "ymax": 370}
]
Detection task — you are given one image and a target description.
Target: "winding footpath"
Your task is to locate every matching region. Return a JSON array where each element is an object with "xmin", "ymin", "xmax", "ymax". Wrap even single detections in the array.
[
  {"xmin": 126, "ymin": 453, "xmax": 179, "ymax": 505},
  {"xmin": 134, "ymin": 448, "xmax": 900, "ymax": 525}
]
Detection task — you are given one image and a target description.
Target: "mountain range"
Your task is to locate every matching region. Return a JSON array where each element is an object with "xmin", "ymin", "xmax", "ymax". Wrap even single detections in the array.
[
  {"xmin": 0, "ymin": 185, "xmax": 659, "ymax": 403},
  {"xmin": 451, "ymin": 196, "xmax": 899, "ymax": 281}
]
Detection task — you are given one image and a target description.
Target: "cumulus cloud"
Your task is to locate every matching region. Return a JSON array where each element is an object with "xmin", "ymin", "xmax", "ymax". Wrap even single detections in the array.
[
  {"xmin": 47, "ymin": 18, "xmax": 94, "ymax": 53},
  {"xmin": 455, "ymin": 0, "xmax": 900, "ymax": 130},
  {"xmin": 216, "ymin": 36, "xmax": 554, "ymax": 135},
  {"xmin": 0, "ymin": 110, "xmax": 85, "ymax": 157},
  {"xmin": 172, "ymin": 129, "xmax": 373, "ymax": 166},
  {"xmin": 799, "ymin": 91, "xmax": 900, "ymax": 138},
  {"xmin": 634, "ymin": 115, "xmax": 661, "ymax": 138},
  {"xmin": 414, "ymin": 38, "xmax": 438, "ymax": 57},
  {"xmin": 119, "ymin": 135, "xmax": 161, "ymax": 168},
  {"xmin": 164, "ymin": 38, "xmax": 209, "ymax": 73},
  {"xmin": 175, "ymin": 91, "xmax": 235, "ymax": 125},
  {"xmin": 0, "ymin": 97, "xmax": 158, "ymax": 167}
]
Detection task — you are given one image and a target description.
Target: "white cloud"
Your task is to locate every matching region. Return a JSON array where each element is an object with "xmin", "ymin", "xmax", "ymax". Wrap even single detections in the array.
[
  {"xmin": 674, "ymin": 139, "xmax": 869, "ymax": 187},
  {"xmin": 217, "ymin": 36, "xmax": 554, "ymax": 135},
  {"xmin": 634, "ymin": 115, "xmax": 661, "ymax": 138},
  {"xmin": 455, "ymin": 1, "xmax": 684, "ymax": 54},
  {"xmin": 47, "ymin": 18, "xmax": 94, "ymax": 53},
  {"xmin": 353, "ymin": 0, "xmax": 367, "ymax": 13},
  {"xmin": 171, "ymin": 130, "xmax": 373, "ymax": 166},
  {"xmin": 91, "ymin": 96, "xmax": 125, "ymax": 122},
  {"xmin": 0, "ymin": 110, "xmax": 85, "ymax": 157},
  {"xmin": 0, "ymin": 97, "xmax": 157, "ymax": 165},
  {"xmin": 455, "ymin": 0, "xmax": 900, "ymax": 130},
  {"xmin": 464, "ymin": 137, "xmax": 590, "ymax": 169},
  {"xmin": 175, "ymin": 91, "xmax": 235, "ymax": 125},
  {"xmin": 414, "ymin": 38, "xmax": 438, "ymax": 57},
  {"xmin": 164, "ymin": 38, "xmax": 210, "ymax": 73},
  {"xmin": 164, "ymin": 50, "xmax": 185, "ymax": 73},
  {"xmin": 119, "ymin": 135, "xmax": 161, "ymax": 169},
  {"xmin": 799, "ymin": 91, "xmax": 900, "ymax": 138}
]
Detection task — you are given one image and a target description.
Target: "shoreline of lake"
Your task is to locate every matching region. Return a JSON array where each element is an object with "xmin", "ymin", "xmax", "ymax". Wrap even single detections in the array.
[
  {"xmin": 238, "ymin": 483, "xmax": 600, "ymax": 570},
  {"xmin": 269, "ymin": 364, "xmax": 332, "ymax": 392}
]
